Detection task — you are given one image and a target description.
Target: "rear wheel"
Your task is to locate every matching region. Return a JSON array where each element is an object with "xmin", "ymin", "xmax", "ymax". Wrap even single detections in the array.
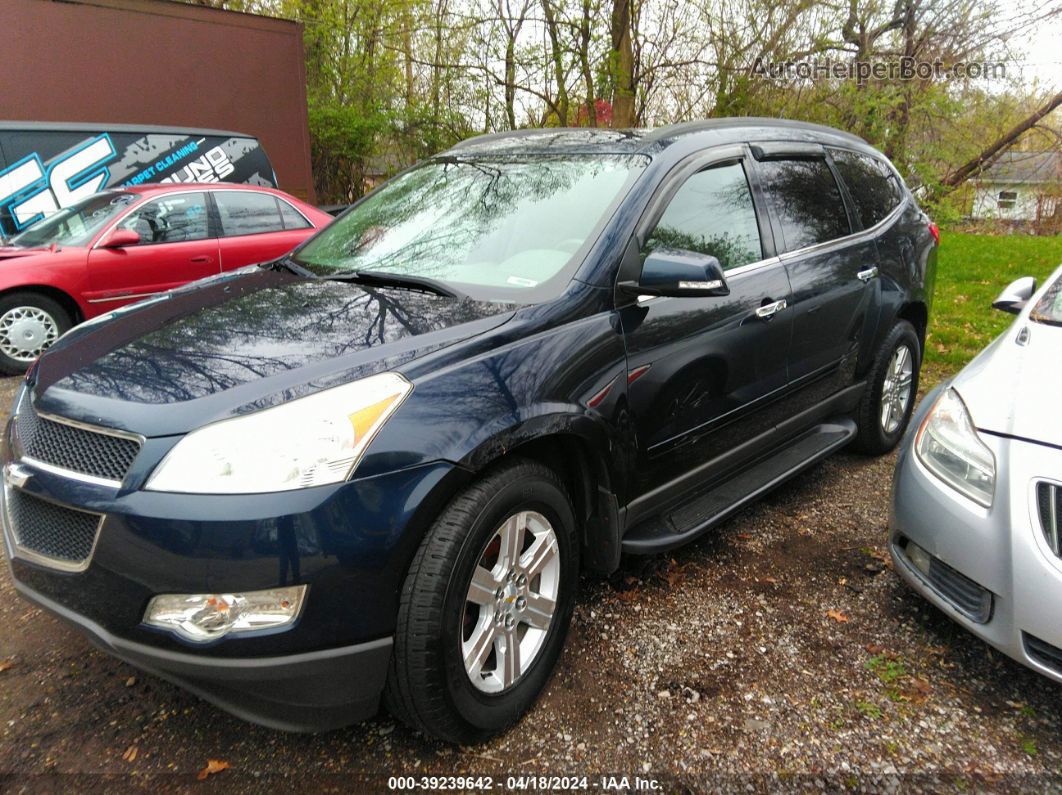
[
  {"xmin": 385, "ymin": 459, "xmax": 578, "ymax": 743},
  {"xmin": 0, "ymin": 292, "xmax": 72, "ymax": 374},
  {"xmin": 852, "ymin": 320, "xmax": 921, "ymax": 454}
]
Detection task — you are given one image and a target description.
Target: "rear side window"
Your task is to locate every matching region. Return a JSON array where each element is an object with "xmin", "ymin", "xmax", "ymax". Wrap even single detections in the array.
[
  {"xmin": 278, "ymin": 199, "xmax": 312, "ymax": 230},
  {"xmin": 215, "ymin": 191, "xmax": 287, "ymax": 237},
  {"xmin": 756, "ymin": 158, "xmax": 850, "ymax": 253},
  {"xmin": 645, "ymin": 161, "xmax": 763, "ymax": 270},
  {"xmin": 830, "ymin": 150, "xmax": 902, "ymax": 228}
]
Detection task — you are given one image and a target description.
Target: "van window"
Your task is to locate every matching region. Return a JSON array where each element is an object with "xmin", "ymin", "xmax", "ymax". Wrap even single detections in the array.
[
  {"xmin": 645, "ymin": 161, "xmax": 763, "ymax": 270},
  {"xmin": 830, "ymin": 150, "xmax": 901, "ymax": 228},
  {"xmin": 757, "ymin": 158, "xmax": 851, "ymax": 253}
]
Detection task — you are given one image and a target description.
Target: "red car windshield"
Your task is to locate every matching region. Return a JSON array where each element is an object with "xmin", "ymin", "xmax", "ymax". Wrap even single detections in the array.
[{"xmin": 9, "ymin": 191, "xmax": 137, "ymax": 249}]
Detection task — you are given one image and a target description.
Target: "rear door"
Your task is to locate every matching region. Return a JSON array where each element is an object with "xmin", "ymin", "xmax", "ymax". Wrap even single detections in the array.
[
  {"xmin": 620, "ymin": 148, "xmax": 794, "ymax": 503},
  {"xmin": 750, "ymin": 149, "xmax": 877, "ymax": 409},
  {"xmin": 85, "ymin": 191, "xmax": 220, "ymax": 307},
  {"xmin": 212, "ymin": 190, "xmax": 315, "ymax": 270}
]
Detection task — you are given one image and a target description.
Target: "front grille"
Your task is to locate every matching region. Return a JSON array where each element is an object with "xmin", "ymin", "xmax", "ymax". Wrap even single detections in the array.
[
  {"xmin": 1024, "ymin": 633, "xmax": 1062, "ymax": 676},
  {"xmin": 925, "ymin": 555, "xmax": 993, "ymax": 623},
  {"xmin": 896, "ymin": 536, "xmax": 993, "ymax": 623},
  {"xmin": 14, "ymin": 403, "xmax": 140, "ymax": 483},
  {"xmin": 6, "ymin": 488, "xmax": 102, "ymax": 567},
  {"xmin": 1036, "ymin": 482, "xmax": 1061, "ymax": 557}
]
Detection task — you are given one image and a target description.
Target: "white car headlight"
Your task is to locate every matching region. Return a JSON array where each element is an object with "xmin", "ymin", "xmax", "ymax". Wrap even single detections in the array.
[
  {"xmin": 915, "ymin": 387, "xmax": 995, "ymax": 507},
  {"xmin": 144, "ymin": 586, "xmax": 307, "ymax": 642},
  {"xmin": 146, "ymin": 372, "xmax": 412, "ymax": 494}
]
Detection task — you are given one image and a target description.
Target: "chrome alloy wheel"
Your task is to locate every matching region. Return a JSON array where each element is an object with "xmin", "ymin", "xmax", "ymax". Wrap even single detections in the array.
[
  {"xmin": 462, "ymin": 510, "xmax": 560, "ymax": 694},
  {"xmin": 880, "ymin": 343, "xmax": 914, "ymax": 434},
  {"xmin": 0, "ymin": 306, "xmax": 59, "ymax": 362}
]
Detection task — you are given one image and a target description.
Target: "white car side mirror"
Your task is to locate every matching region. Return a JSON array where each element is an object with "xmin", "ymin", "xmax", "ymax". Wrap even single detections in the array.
[{"xmin": 992, "ymin": 276, "xmax": 1036, "ymax": 314}]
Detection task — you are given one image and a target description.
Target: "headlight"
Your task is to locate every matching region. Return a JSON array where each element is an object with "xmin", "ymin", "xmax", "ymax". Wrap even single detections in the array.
[
  {"xmin": 144, "ymin": 586, "xmax": 306, "ymax": 642},
  {"xmin": 915, "ymin": 388, "xmax": 995, "ymax": 507},
  {"xmin": 146, "ymin": 372, "xmax": 412, "ymax": 494}
]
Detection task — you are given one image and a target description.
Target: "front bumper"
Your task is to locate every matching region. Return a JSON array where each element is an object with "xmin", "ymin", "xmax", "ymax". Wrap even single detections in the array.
[
  {"xmin": 12, "ymin": 577, "xmax": 392, "ymax": 731},
  {"xmin": 1, "ymin": 405, "xmax": 468, "ymax": 730},
  {"xmin": 889, "ymin": 402, "xmax": 1062, "ymax": 684}
]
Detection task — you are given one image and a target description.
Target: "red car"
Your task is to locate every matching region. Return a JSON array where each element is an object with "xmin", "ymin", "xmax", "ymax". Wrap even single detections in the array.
[{"xmin": 0, "ymin": 184, "xmax": 332, "ymax": 373}]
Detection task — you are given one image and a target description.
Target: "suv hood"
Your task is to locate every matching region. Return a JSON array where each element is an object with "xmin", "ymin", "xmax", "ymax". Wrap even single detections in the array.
[
  {"xmin": 31, "ymin": 268, "xmax": 516, "ymax": 437},
  {"xmin": 952, "ymin": 319, "xmax": 1062, "ymax": 447}
]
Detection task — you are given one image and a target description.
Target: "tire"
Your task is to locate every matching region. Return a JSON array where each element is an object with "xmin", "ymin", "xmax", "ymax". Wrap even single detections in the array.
[
  {"xmin": 0, "ymin": 292, "xmax": 72, "ymax": 375},
  {"xmin": 385, "ymin": 458, "xmax": 579, "ymax": 743},
  {"xmin": 851, "ymin": 320, "xmax": 921, "ymax": 455}
]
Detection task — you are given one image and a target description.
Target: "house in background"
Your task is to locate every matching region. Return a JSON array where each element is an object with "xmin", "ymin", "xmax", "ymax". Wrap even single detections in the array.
[{"xmin": 971, "ymin": 151, "xmax": 1060, "ymax": 223}]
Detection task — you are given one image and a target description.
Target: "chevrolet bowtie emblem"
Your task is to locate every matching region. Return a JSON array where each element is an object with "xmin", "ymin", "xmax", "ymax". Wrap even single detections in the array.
[{"xmin": 4, "ymin": 463, "xmax": 31, "ymax": 488}]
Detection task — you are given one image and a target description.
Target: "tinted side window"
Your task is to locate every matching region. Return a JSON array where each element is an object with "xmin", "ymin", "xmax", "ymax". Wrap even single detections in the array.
[
  {"xmin": 830, "ymin": 150, "xmax": 899, "ymax": 227},
  {"xmin": 216, "ymin": 191, "xmax": 285, "ymax": 237},
  {"xmin": 757, "ymin": 158, "xmax": 850, "ymax": 253},
  {"xmin": 645, "ymin": 161, "xmax": 763, "ymax": 270},
  {"xmin": 118, "ymin": 193, "xmax": 210, "ymax": 244},
  {"xmin": 278, "ymin": 199, "xmax": 312, "ymax": 230}
]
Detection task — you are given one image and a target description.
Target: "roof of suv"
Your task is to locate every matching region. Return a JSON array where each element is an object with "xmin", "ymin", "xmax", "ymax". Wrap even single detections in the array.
[{"xmin": 447, "ymin": 117, "xmax": 871, "ymax": 156}]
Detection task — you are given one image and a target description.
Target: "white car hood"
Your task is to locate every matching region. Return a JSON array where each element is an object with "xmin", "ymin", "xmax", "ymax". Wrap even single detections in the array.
[{"xmin": 952, "ymin": 310, "xmax": 1062, "ymax": 448}]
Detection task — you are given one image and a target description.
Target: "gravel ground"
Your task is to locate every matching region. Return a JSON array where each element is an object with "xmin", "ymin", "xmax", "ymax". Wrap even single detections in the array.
[{"xmin": 1, "ymin": 370, "xmax": 1061, "ymax": 793}]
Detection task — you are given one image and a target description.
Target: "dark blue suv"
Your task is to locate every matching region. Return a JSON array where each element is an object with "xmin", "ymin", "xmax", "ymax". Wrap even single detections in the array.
[{"xmin": 2, "ymin": 119, "xmax": 936, "ymax": 743}]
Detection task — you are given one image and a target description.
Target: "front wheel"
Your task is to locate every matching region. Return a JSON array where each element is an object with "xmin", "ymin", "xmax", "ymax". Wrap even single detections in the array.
[
  {"xmin": 851, "ymin": 320, "xmax": 921, "ymax": 454},
  {"xmin": 0, "ymin": 292, "xmax": 72, "ymax": 375},
  {"xmin": 385, "ymin": 459, "xmax": 578, "ymax": 743}
]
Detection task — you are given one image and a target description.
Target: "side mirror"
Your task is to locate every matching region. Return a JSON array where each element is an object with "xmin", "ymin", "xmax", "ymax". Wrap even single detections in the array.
[
  {"xmin": 992, "ymin": 276, "xmax": 1036, "ymax": 314},
  {"xmin": 619, "ymin": 248, "xmax": 730, "ymax": 299},
  {"xmin": 100, "ymin": 229, "xmax": 141, "ymax": 249}
]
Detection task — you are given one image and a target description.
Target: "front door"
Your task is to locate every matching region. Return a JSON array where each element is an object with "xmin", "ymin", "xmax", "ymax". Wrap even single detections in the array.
[
  {"xmin": 620, "ymin": 155, "xmax": 793, "ymax": 504},
  {"xmin": 85, "ymin": 191, "xmax": 220, "ymax": 309}
]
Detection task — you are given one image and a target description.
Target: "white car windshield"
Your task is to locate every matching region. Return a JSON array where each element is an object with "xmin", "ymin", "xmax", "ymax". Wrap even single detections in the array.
[{"xmin": 1030, "ymin": 274, "xmax": 1062, "ymax": 327}]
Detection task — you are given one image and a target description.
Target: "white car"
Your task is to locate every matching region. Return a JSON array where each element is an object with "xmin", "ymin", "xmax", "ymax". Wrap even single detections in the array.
[{"xmin": 890, "ymin": 263, "xmax": 1062, "ymax": 681}]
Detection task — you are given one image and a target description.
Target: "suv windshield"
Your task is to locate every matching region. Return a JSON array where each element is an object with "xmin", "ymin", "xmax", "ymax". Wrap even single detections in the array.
[
  {"xmin": 293, "ymin": 154, "xmax": 648, "ymax": 301},
  {"xmin": 1030, "ymin": 273, "xmax": 1062, "ymax": 327},
  {"xmin": 9, "ymin": 191, "xmax": 137, "ymax": 248}
]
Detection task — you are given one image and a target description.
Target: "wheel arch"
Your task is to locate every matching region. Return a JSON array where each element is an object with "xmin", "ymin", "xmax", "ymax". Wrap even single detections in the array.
[
  {"xmin": 457, "ymin": 414, "xmax": 625, "ymax": 577},
  {"xmin": 0, "ymin": 284, "xmax": 85, "ymax": 325},
  {"xmin": 896, "ymin": 300, "xmax": 928, "ymax": 354}
]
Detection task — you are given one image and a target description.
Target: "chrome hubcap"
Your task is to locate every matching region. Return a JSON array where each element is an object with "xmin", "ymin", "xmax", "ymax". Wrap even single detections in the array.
[
  {"xmin": 462, "ymin": 510, "xmax": 560, "ymax": 693},
  {"xmin": 880, "ymin": 344, "xmax": 914, "ymax": 434},
  {"xmin": 0, "ymin": 306, "xmax": 59, "ymax": 362}
]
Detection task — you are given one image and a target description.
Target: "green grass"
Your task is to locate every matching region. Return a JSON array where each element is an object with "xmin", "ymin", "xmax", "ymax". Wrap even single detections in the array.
[{"xmin": 925, "ymin": 232, "xmax": 1062, "ymax": 373}]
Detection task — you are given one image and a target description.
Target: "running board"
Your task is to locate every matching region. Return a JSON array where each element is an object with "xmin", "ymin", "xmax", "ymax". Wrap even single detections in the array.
[{"xmin": 621, "ymin": 418, "xmax": 857, "ymax": 555}]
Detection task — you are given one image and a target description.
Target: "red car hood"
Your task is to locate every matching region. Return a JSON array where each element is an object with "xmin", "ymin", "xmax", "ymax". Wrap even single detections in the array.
[{"xmin": 0, "ymin": 245, "xmax": 61, "ymax": 261}]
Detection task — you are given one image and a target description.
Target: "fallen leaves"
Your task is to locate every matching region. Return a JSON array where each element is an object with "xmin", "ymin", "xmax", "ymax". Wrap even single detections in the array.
[
  {"xmin": 826, "ymin": 609, "xmax": 850, "ymax": 623},
  {"xmin": 0, "ymin": 659, "xmax": 13, "ymax": 673},
  {"xmin": 196, "ymin": 759, "xmax": 231, "ymax": 781},
  {"xmin": 122, "ymin": 745, "xmax": 138, "ymax": 763}
]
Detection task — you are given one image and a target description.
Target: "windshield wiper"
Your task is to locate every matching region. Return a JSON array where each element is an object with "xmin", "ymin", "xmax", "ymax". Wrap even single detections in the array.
[
  {"xmin": 262, "ymin": 256, "xmax": 317, "ymax": 279},
  {"xmin": 325, "ymin": 269, "xmax": 467, "ymax": 300}
]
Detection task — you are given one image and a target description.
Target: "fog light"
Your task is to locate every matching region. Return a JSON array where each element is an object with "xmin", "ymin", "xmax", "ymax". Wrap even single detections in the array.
[
  {"xmin": 143, "ymin": 586, "xmax": 307, "ymax": 642},
  {"xmin": 906, "ymin": 542, "xmax": 932, "ymax": 576}
]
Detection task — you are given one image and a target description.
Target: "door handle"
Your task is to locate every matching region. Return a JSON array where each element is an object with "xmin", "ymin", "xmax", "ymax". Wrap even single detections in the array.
[
  {"xmin": 755, "ymin": 298, "xmax": 787, "ymax": 319},
  {"xmin": 190, "ymin": 255, "xmax": 214, "ymax": 264},
  {"xmin": 858, "ymin": 266, "xmax": 879, "ymax": 282}
]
